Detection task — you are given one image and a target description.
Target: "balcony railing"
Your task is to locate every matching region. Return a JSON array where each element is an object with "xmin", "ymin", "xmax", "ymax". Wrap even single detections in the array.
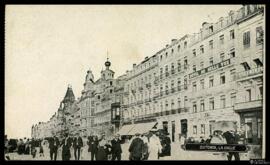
[
  {"xmin": 236, "ymin": 67, "xmax": 263, "ymax": 80},
  {"xmin": 234, "ymin": 99, "xmax": 263, "ymax": 112}
]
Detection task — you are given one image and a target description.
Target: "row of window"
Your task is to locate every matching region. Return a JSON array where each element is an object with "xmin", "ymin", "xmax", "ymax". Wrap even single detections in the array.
[
  {"xmin": 160, "ymin": 41, "xmax": 188, "ymax": 61},
  {"xmin": 243, "ymin": 26, "xmax": 264, "ymax": 48}
]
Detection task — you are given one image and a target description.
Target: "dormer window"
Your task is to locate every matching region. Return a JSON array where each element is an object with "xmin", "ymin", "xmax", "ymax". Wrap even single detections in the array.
[{"xmin": 209, "ymin": 26, "xmax": 213, "ymax": 33}]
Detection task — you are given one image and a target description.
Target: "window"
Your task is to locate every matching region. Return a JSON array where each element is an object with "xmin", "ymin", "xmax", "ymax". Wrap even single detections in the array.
[
  {"xmin": 165, "ymin": 52, "xmax": 168, "ymax": 58},
  {"xmin": 184, "ymin": 96, "xmax": 188, "ymax": 107},
  {"xmin": 177, "ymin": 78, "xmax": 181, "ymax": 91},
  {"xmin": 259, "ymin": 86, "xmax": 263, "ymax": 99},
  {"xmin": 209, "ymin": 40, "xmax": 214, "ymax": 49},
  {"xmin": 184, "ymin": 41, "xmax": 187, "ymax": 48},
  {"xmin": 98, "ymin": 95, "xmax": 100, "ymax": 99},
  {"xmin": 110, "ymin": 89, "xmax": 113, "ymax": 93},
  {"xmin": 220, "ymin": 53, "xmax": 225, "ymax": 61},
  {"xmin": 200, "ymin": 45, "xmax": 204, "ymax": 54},
  {"xmin": 209, "ymin": 57, "xmax": 213, "ymax": 66},
  {"xmin": 230, "ymin": 69, "xmax": 236, "ymax": 81},
  {"xmin": 220, "ymin": 72, "xmax": 225, "ymax": 84},
  {"xmin": 254, "ymin": 58, "xmax": 263, "ymax": 67},
  {"xmin": 177, "ymin": 60, "xmax": 181, "ymax": 72},
  {"xmin": 178, "ymin": 45, "xmax": 181, "ymax": 52},
  {"xmin": 193, "ymin": 126, "xmax": 197, "ymax": 134},
  {"xmin": 171, "ymin": 99, "xmax": 175, "ymax": 109},
  {"xmin": 209, "ymin": 26, "xmax": 213, "ymax": 33},
  {"xmin": 230, "ymin": 48, "xmax": 235, "ymax": 58},
  {"xmin": 246, "ymin": 89, "xmax": 251, "ymax": 102},
  {"xmin": 193, "ymin": 102, "xmax": 197, "ymax": 113},
  {"xmin": 192, "ymin": 82, "xmax": 197, "ymax": 92},
  {"xmin": 230, "ymin": 30, "xmax": 235, "ymax": 40},
  {"xmin": 193, "ymin": 49, "xmax": 196, "ymax": 57},
  {"xmin": 171, "ymin": 49, "xmax": 174, "ymax": 54},
  {"xmin": 220, "ymin": 95, "xmax": 226, "ymax": 108},
  {"xmin": 171, "ymin": 63, "xmax": 175, "ymax": 74},
  {"xmin": 193, "ymin": 65, "xmax": 196, "ymax": 72},
  {"xmin": 243, "ymin": 31, "xmax": 250, "ymax": 48},
  {"xmin": 256, "ymin": 26, "xmax": 263, "ymax": 45},
  {"xmin": 160, "ymin": 55, "xmax": 163, "ymax": 61},
  {"xmin": 201, "ymin": 124, "xmax": 205, "ymax": 134},
  {"xmin": 184, "ymin": 57, "xmax": 188, "ymax": 69},
  {"xmin": 241, "ymin": 62, "xmax": 251, "ymax": 71},
  {"xmin": 231, "ymin": 93, "xmax": 236, "ymax": 106},
  {"xmin": 160, "ymin": 68, "xmax": 163, "ymax": 78},
  {"xmin": 209, "ymin": 97, "xmax": 214, "ymax": 110},
  {"xmin": 200, "ymin": 100, "xmax": 205, "ymax": 112},
  {"xmin": 178, "ymin": 98, "xmax": 181, "ymax": 108},
  {"xmin": 219, "ymin": 35, "xmax": 224, "ymax": 45},
  {"xmin": 200, "ymin": 79, "xmax": 205, "ymax": 90},
  {"xmin": 165, "ymin": 100, "xmax": 169, "ymax": 110},
  {"xmin": 200, "ymin": 62, "xmax": 204, "ymax": 69},
  {"xmin": 110, "ymin": 81, "xmax": 113, "ymax": 86},
  {"xmin": 171, "ymin": 80, "xmax": 175, "ymax": 92},
  {"xmin": 209, "ymin": 76, "xmax": 214, "ymax": 87}
]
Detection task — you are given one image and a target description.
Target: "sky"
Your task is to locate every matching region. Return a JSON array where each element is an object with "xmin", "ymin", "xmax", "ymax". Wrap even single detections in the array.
[{"xmin": 5, "ymin": 5, "xmax": 242, "ymax": 139}]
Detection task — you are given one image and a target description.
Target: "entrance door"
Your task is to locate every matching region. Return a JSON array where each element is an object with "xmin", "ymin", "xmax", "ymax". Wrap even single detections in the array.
[
  {"xmin": 171, "ymin": 121, "xmax": 175, "ymax": 142},
  {"xmin": 181, "ymin": 119, "xmax": 187, "ymax": 136}
]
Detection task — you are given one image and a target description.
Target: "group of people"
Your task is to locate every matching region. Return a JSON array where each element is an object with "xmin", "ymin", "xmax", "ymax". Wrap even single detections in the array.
[
  {"xmin": 197, "ymin": 129, "xmax": 241, "ymax": 161},
  {"xmin": 128, "ymin": 129, "xmax": 171, "ymax": 160}
]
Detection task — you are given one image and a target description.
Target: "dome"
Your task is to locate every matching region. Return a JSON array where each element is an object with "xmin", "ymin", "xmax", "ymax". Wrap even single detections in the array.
[{"xmin": 105, "ymin": 58, "xmax": 111, "ymax": 67}]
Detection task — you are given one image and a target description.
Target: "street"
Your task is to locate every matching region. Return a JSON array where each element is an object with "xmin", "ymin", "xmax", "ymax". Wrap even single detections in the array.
[{"xmin": 6, "ymin": 142, "xmax": 251, "ymax": 161}]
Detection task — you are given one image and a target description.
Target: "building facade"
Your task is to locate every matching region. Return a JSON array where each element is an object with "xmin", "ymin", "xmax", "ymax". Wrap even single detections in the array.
[{"xmin": 32, "ymin": 5, "xmax": 264, "ymax": 146}]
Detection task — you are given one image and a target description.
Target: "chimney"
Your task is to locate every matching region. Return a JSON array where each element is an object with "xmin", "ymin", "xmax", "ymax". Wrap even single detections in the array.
[
  {"xmin": 133, "ymin": 63, "xmax": 136, "ymax": 68},
  {"xmin": 166, "ymin": 44, "xmax": 169, "ymax": 48}
]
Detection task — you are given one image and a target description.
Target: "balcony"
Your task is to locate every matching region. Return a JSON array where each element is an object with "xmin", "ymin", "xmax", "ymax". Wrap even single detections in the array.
[
  {"xmin": 236, "ymin": 67, "xmax": 263, "ymax": 80},
  {"xmin": 234, "ymin": 99, "xmax": 263, "ymax": 112},
  {"xmin": 171, "ymin": 69, "xmax": 175, "ymax": 75},
  {"xmin": 146, "ymin": 83, "xmax": 151, "ymax": 89},
  {"xmin": 139, "ymin": 87, "xmax": 144, "ymax": 92}
]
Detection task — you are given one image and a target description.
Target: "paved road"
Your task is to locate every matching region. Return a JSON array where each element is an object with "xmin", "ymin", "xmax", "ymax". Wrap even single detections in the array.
[{"xmin": 6, "ymin": 142, "xmax": 250, "ymax": 161}]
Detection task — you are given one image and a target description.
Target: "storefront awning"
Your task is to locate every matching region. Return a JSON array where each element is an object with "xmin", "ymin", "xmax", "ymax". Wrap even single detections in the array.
[
  {"xmin": 128, "ymin": 122, "xmax": 158, "ymax": 135},
  {"xmin": 117, "ymin": 124, "xmax": 136, "ymax": 135}
]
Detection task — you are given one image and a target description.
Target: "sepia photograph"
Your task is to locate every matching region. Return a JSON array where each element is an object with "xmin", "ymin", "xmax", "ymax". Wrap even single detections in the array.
[{"xmin": 5, "ymin": 4, "xmax": 265, "ymax": 161}]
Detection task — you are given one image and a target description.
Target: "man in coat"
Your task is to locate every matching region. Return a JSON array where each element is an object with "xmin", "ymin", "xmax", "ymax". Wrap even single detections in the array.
[
  {"xmin": 223, "ymin": 130, "xmax": 240, "ymax": 161},
  {"xmin": 73, "ymin": 133, "xmax": 83, "ymax": 160},
  {"xmin": 111, "ymin": 134, "xmax": 122, "ymax": 161},
  {"xmin": 128, "ymin": 133, "xmax": 144, "ymax": 161},
  {"xmin": 49, "ymin": 135, "xmax": 60, "ymax": 161},
  {"xmin": 90, "ymin": 135, "xmax": 99, "ymax": 160}
]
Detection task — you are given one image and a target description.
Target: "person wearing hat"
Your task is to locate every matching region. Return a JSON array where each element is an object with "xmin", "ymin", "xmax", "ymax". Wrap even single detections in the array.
[
  {"xmin": 49, "ymin": 135, "xmax": 60, "ymax": 161},
  {"xmin": 73, "ymin": 133, "xmax": 83, "ymax": 160},
  {"xmin": 61, "ymin": 133, "xmax": 72, "ymax": 160},
  {"xmin": 128, "ymin": 133, "xmax": 144, "ymax": 160},
  {"xmin": 148, "ymin": 129, "xmax": 162, "ymax": 160},
  {"xmin": 111, "ymin": 134, "xmax": 123, "ymax": 161},
  {"xmin": 223, "ymin": 129, "xmax": 240, "ymax": 161},
  {"xmin": 96, "ymin": 133, "xmax": 108, "ymax": 160}
]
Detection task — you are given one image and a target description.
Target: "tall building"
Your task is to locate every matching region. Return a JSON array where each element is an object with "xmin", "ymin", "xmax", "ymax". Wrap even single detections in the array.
[{"xmin": 32, "ymin": 5, "xmax": 264, "ymax": 147}]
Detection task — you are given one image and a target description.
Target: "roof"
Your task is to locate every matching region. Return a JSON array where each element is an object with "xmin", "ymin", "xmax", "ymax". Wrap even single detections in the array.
[{"xmin": 63, "ymin": 86, "xmax": 75, "ymax": 103}]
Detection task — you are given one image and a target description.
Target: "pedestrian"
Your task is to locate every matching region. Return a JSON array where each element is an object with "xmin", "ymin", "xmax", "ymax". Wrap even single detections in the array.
[
  {"xmin": 141, "ymin": 133, "xmax": 149, "ymax": 160},
  {"xmin": 39, "ymin": 140, "xmax": 44, "ymax": 157},
  {"xmin": 61, "ymin": 133, "xmax": 72, "ymax": 161},
  {"xmin": 128, "ymin": 133, "xmax": 144, "ymax": 161},
  {"xmin": 105, "ymin": 140, "xmax": 112, "ymax": 160},
  {"xmin": 30, "ymin": 138, "xmax": 37, "ymax": 159},
  {"xmin": 223, "ymin": 129, "xmax": 240, "ymax": 161},
  {"xmin": 49, "ymin": 135, "xmax": 60, "ymax": 161},
  {"xmin": 148, "ymin": 130, "xmax": 162, "ymax": 160},
  {"xmin": 25, "ymin": 139, "xmax": 30, "ymax": 155},
  {"xmin": 96, "ymin": 133, "xmax": 107, "ymax": 160},
  {"xmin": 205, "ymin": 135, "xmax": 212, "ymax": 144},
  {"xmin": 160, "ymin": 133, "xmax": 171, "ymax": 157},
  {"xmin": 111, "ymin": 134, "xmax": 122, "ymax": 161},
  {"xmin": 200, "ymin": 136, "xmax": 205, "ymax": 143},
  {"xmin": 73, "ymin": 133, "xmax": 83, "ymax": 160},
  {"xmin": 90, "ymin": 135, "xmax": 99, "ymax": 160}
]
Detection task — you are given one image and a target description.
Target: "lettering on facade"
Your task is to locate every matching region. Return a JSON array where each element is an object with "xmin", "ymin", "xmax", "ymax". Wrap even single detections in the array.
[{"xmin": 189, "ymin": 58, "xmax": 231, "ymax": 79}]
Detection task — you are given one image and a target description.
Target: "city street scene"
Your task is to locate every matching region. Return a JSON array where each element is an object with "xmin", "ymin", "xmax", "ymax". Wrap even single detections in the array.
[{"xmin": 5, "ymin": 5, "xmax": 265, "ymax": 161}]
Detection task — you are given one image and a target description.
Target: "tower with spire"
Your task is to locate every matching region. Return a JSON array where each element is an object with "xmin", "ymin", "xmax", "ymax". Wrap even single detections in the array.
[{"xmin": 101, "ymin": 57, "xmax": 115, "ymax": 80}]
